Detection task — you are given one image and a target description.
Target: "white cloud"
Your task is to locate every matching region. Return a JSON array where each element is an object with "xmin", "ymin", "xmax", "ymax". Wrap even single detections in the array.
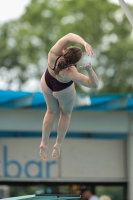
[{"xmin": 0, "ymin": 0, "xmax": 30, "ymax": 23}]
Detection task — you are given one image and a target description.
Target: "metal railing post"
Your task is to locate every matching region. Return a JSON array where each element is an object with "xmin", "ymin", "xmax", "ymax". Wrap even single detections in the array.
[{"xmin": 118, "ymin": 0, "xmax": 133, "ymax": 28}]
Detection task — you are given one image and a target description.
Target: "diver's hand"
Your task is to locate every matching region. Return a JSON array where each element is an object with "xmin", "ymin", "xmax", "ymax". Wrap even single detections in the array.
[
  {"xmin": 80, "ymin": 63, "xmax": 92, "ymax": 71},
  {"xmin": 84, "ymin": 42, "xmax": 93, "ymax": 56}
]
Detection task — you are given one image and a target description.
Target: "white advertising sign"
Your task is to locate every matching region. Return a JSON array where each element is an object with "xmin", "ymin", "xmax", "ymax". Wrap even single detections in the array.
[{"xmin": 0, "ymin": 138, "xmax": 126, "ymax": 181}]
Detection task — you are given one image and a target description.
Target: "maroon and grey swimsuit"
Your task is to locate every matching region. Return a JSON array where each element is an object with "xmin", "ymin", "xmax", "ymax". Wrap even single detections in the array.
[{"xmin": 45, "ymin": 56, "xmax": 76, "ymax": 92}]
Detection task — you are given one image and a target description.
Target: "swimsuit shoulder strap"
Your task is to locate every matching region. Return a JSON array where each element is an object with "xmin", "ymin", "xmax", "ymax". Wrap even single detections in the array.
[
  {"xmin": 48, "ymin": 55, "xmax": 62, "ymax": 71},
  {"xmin": 53, "ymin": 55, "xmax": 62, "ymax": 70},
  {"xmin": 48, "ymin": 55, "xmax": 77, "ymax": 70}
]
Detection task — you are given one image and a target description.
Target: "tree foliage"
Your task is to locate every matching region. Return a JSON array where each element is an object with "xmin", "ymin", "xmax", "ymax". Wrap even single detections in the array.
[{"xmin": 0, "ymin": 0, "xmax": 133, "ymax": 93}]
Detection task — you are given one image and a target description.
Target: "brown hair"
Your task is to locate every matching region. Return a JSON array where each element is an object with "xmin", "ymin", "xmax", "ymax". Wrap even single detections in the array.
[{"xmin": 54, "ymin": 46, "xmax": 82, "ymax": 75}]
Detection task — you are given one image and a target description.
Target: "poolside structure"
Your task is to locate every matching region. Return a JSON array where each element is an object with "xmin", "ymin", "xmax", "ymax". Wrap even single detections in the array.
[
  {"xmin": 3, "ymin": 194, "xmax": 81, "ymax": 200},
  {"xmin": 0, "ymin": 90, "xmax": 133, "ymax": 199}
]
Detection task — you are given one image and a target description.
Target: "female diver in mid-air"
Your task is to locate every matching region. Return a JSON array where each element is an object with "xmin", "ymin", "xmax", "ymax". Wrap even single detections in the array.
[{"xmin": 39, "ymin": 33, "xmax": 99, "ymax": 160}]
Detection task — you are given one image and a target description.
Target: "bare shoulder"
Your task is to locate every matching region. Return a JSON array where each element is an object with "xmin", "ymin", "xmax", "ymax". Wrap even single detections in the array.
[
  {"xmin": 67, "ymin": 66, "xmax": 80, "ymax": 79},
  {"xmin": 47, "ymin": 51, "xmax": 61, "ymax": 68},
  {"xmin": 66, "ymin": 66, "xmax": 91, "ymax": 87},
  {"xmin": 48, "ymin": 51, "xmax": 58, "ymax": 62}
]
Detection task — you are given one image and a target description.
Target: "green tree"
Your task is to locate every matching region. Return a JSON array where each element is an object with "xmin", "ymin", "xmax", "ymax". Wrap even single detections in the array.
[
  {"xmin": 0, "ymin": 0, "xmax": 133, "ymax": 93},
  {"xmin": 96, "ymin": 185, "xmax": 124, "ymax": 200}
]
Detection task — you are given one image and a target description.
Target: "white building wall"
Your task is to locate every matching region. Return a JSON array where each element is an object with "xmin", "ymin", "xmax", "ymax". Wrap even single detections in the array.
[
  {"xmin": 0, "ymin": 108, "xmax": 132, "ymax": 183},
  {"xmin": 0, "ymin": 109, "xmax": 129, "ymax": 133}
]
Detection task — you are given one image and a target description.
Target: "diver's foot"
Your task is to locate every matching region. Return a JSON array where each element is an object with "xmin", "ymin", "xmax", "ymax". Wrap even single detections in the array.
[
  {"xmin": 39, "ymin": 143, "xmax": 48, "ymax": 161},
  {"xmin": 52, "ymin": 143, "xmax": 61, "ymax": 158}
]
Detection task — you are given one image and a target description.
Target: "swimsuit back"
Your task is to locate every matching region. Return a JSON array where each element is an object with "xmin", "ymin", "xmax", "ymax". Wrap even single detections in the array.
[
  {"xmin": 45, "ymin": 69, "xmax": 73, "ymax": 92},
  {"xmin": 45, "ymin": 56, "xmax": 77, "ymax": 91}
]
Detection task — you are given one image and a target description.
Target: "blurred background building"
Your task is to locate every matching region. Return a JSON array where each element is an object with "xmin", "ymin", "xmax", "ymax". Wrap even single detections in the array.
[{"xmin": 0, "ymin": 90, "xmax": 133, "ymax": 200}]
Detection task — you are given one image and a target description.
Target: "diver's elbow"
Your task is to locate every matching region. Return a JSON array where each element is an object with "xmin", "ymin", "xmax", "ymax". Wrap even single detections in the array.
[{"xmin": 90, "ymin": 82, "xmax": 99, "ymax": 89}]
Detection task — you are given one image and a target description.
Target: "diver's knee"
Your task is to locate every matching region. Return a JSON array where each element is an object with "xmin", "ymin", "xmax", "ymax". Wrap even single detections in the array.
[
  {"xmin": 47, "ymin": 109, "xmax": 59, "ymax": 116},
  {"xmin": 60, "ymin": 110, "xmax": 72, "ymax": 117}
]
